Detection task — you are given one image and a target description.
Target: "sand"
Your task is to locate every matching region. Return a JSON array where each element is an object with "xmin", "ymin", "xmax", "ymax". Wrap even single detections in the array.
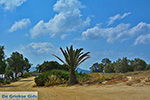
[{"xmin": 0, "ymin": 77, "xmax": 150, "ymax": 100}]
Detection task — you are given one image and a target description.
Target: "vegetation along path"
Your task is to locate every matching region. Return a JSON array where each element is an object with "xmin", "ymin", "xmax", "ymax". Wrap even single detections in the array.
[{"xmin": 0, "ymin": 77, "xmax": 150, "ymax": 100}]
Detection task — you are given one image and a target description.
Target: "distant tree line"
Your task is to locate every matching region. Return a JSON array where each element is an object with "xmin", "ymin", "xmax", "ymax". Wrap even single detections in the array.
[
  {"xmin": 90, "ymin": 57, "xmax": 150, "ymax": 73},
  {"xmin": 0, "ymin": 46, "xmax": 32, "ymax": 81}
]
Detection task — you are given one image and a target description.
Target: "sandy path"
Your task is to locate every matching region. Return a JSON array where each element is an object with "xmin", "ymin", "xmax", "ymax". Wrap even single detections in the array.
[{"xmin": 0, "ymin": 77, "xmax": 150, "ymax": 100}]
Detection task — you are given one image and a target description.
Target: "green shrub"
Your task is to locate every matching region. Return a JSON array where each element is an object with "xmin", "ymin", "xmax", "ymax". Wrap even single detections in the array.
[
  {"xmin": 22, "ymin": 73, "xmax": 31, "ymax": 78},
  {"xmin": 50, "ymin": 70, "xmax": 69, "ymax": 80},
  {"xmin": 3, "ymin": 80, "xmax": 11, "ymax": 84},
  {"xmin": 45, "ymin": 75, "xmax": 67, "ymax": 86},
  {"xmin": 34, "ymin": 72, "xmax": 49, "ymax": 86},
  {"xmin": 35, "ymin": 70, "xmax": 69, "ymax": 86},
  {"xmin": 35, "ymin": 70, "xmax": 90, "ymax": 86}
]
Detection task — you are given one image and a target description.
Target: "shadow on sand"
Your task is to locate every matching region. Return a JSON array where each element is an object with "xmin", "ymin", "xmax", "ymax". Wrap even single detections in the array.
[{"xmin": 0, "ymin": 85, "xmax": 17, "ymax": 88}]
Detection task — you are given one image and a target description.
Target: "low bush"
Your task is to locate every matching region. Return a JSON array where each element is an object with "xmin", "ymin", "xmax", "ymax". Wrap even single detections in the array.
[
  {"xmin": 3, "ymin": 80, "xmax": 11, "ymax": 84},
  {"xmin": 34, "ymin": 72, "xmax": 49, "ymax": 86},
  {"xmin": 35, "ymin": 70, "xmax": 68, "ymax": 86},
  {"xmin": 0, "ymin": 79, "xmax": 12, "ymax": 85},
  {"xmin": 35, "ymin": 70, "xmax": 90, "ymax": 86},
  {"xmin": 45, "ymin": 75, "xmax": 67, "ymax": 86},
  {"xmin": 50, "ymin": 70, "xmax": 69, "ymax": 80},
  {"xmin": 22, "ymin": 73, "xmax": 31, "ymax": 78}
]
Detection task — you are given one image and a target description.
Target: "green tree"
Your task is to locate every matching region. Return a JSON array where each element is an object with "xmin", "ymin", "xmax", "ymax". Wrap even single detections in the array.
[
  {"xmin": 90, "ymin": 63, "xmax": 99, "ymax": 72},
  {"xmin": 114, "ymin": 57, "xmax": 130, "ymax": 73},
  {"xmin": 38, "ymin": 61, "xmax": 60, "ymax": 72},
  {"xmin": 145, "ymin": 64, "xmax": 150, "ymax": 70},
  {"xmin": 53, "ymin": 45, "xmax": 90, "ymax": 85},
  {"xmin": 90, "ymin": 65, "xmax": 95, "ymax": 72},
  {"xmin": 23, "ymin": 58, "xmax": 32, "ymax": 72},
  {"xmin": 98, "ymin": 63, "xmax": 104, "ymax": 72},
  {"xmin": 36, "ymin": 64, "xmax": 40, "ymax": 72},
  {"xmin": 5, "ymin": 64, "xmax": 14, "ymax": 80},
  {"xmin": 101, "ymin": 58, "xmax": 113, "ymax": 73},
  {"xmin": 101, "ymin": 58, "xmax": 111, "ymax": 65},
  {"xmin": 7, "ymin": 52, "xmax": 23, "ymax": 78},
  {"xmin": 104, "ymin": 63, "xmax": 114, "ymax": 73},
  {"xmin": 130, "ymin": 58, "xmax": 147, "ymax": 71},
  {"xmin": 37, "ymin": 61, "xmax": 69, "ymax": 72},
  {"xmin": 60, "ymin": 64, "xmax": 69, "ymax": 71},
  {"xmin": 0, "ymin": 46, "xmax": 6, "ymax": 75},
  {"xmin": 7, "ymin": 52, "xmax": 31, "ymax": 79}
]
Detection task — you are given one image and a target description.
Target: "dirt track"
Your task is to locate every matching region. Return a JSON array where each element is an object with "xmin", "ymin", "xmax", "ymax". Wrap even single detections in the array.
[{"xmin": 0, "ymin": 77, "xmax": 150, "ymax": 100}]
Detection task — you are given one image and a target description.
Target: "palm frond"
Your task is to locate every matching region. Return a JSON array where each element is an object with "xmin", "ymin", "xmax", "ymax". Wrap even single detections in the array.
[
  {"xmin": 78, "ymin": 56, "xmax": 90, "ymax": 66},
  {"xmin": 77, "ymin": 52, "xmax": 90, "ymax": 63},
  {"xmin": 52, "ymin": 54, "xmax": 65, "ymax": 64},
  {"xmin": 53, "ymin": 45, "xmax": 90, "ymax": 69},
  {"xmin": 60, "ymin": 48, "xmax": 70, "ymax": 65}
]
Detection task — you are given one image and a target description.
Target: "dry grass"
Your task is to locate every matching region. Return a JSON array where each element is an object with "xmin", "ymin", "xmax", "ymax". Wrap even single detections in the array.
[
  {"xmin": 1, "ymin": 71, "xmax": 150, "ymax": 100},
  {"xmin": 82, "ymin": 73, "xmax": 127, "ymax": 85},
  {"xmin": 1, "ymin": 76, "xmax": 150, "ymax": 100}
]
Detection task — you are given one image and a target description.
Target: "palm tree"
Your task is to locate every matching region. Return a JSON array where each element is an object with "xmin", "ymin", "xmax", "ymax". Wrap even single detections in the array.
[{"xmin": 53, "ymin": 45, "xmax": 90, "ymax": 85}]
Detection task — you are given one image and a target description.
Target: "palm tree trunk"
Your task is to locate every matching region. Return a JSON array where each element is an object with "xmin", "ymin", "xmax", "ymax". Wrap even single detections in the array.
[{"xmin": 68, "ymin": 68, "xmax": 78, "ymax": 85}]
